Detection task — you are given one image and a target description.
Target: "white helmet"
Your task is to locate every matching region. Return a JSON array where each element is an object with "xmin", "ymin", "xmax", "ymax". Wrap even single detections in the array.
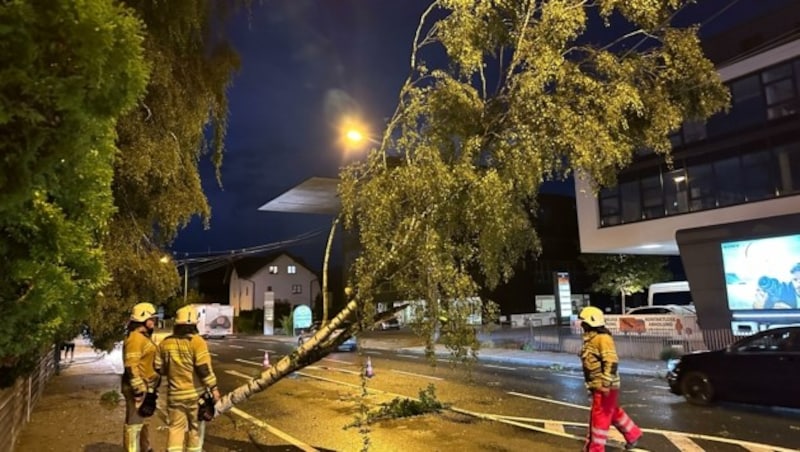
[
  {"xmin": 578, "ymin": 306, "xmax": 605, "ymax": 328},
  {"xmin": 175, "ymin": 306, "xmax": 197, "ymax": 325},
  {"xmin": 130, "ymin": 302, "xmax": 157, "ymax": 322}
]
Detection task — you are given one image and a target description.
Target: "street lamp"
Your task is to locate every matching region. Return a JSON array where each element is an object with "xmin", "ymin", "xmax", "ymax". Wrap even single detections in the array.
[{"xmin": 161, "ymin": 254, "xmax": 189, "ymax": 302}]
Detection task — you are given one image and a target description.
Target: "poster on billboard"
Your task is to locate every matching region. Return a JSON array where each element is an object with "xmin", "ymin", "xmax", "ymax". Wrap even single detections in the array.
[
  {"xmin": 553, "ymin": 272, "xmax": 573, "ymax": 323},
  {"xmin": 720, "ymin": 234, "xmax": 800, "ymax": 310}
]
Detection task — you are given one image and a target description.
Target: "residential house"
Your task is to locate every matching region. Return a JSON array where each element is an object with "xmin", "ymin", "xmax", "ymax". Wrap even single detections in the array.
[{"xmin": 228, "ymin": 252, "xmax": 320, "ymax": 316}]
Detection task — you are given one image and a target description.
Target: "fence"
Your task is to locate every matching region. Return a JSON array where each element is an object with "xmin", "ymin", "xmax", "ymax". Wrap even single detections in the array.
[
  {"xmin": 0, "ymin": 348, "xmax": 56, "ymax": 452},
  {"xmin": 520, "ymin": 326, "xmax": 739, "ymax": 360}
]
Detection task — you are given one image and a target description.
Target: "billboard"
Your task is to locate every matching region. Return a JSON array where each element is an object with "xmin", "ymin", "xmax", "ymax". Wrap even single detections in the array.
[{"xmin": 720, "ymin": 234, "xmax": 800, "ymax": 310}]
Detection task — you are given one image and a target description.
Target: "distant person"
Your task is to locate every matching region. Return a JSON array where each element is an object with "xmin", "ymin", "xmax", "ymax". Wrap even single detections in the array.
[
  {"xmin": 122, "ymin": 302, "xmax": 160, "ymax": 452},
  {"xmin": 578, "ymin": 306, "xmax": 642, "ymax": 451},
  {"xmin": 156, "ymin": 305, "xmax": 220, "ymax": 452}
]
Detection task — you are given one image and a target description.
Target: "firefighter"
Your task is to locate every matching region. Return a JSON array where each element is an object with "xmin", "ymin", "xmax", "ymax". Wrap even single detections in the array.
[
  {"xmin": 156, "ymin": 305, "xmax": 221, "ymax": 452},
  {"xmin": 122, "ymin": 302, "xmax": 160, "ymax": 452},
  {"xmin": 578, "ymin": 306, "xmax": 642, "ymax": 451}
]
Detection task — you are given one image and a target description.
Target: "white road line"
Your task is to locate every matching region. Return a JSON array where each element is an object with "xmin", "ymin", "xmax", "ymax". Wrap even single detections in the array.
[
  {"xmin": 322, "ymin": 357, "xmax": 352, "ymax": 365},
  {"xmin": 507, "ymin": 391, "xmax": 589, "ymax": 411},
  {"xmin": 209, "ymin": 352, "xmax": 219, "ymax": 357},
  {"xmin": 228, "ymin": 344, "xmax": 245, "ymax": 349},
  {"xmin": 391, "ymin": 370, "xmax": 443, "ymax": 381},
  {"xmin": 230, "ymin": 407, "xmax": 318, "ymax": 452},
  {"xmin": 235, "ymin": 358, "xmax": 263, "ymax": 367},
  {"xmin": 544, "ymin": 421, "xmax": 565, "ymax": 433},
  {"xmin": 649, "ymin": 385, "xmax": 670, "ymax": 390},
  {"xmin": 225, "ymin": 370, "xmax": 253, "ymax": 380},
  {"xmin": 306, "ymin": 365, "xmax": 360, "ymax": 376},
  {"xmin": 553, "ymin": 373, "xmax": 584, "ymax": 380},
  {"xmin": 663, "ymin": 432, "xmax": 704, "ymax": 451},
  {"xmin": 483, "ymin": 364, "xmax": 517, "ymax": 371},
  {"xmin": 397, "ymin": 354, "xmax": 419, "ymax": 359},
  {"xmin": 258, "ymin": 348, "xmax": 277, "ymax": 353}
]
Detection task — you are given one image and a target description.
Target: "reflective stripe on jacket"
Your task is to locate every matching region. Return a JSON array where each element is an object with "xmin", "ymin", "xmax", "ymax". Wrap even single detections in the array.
[
  {"xmin": 580, "ymin": 330, "xmax": 620, "ymax": 390},
  {"xmin": 156, "ymin": 334, "xmax": 218, "ymax": 402},
  {"xmin": 122, "ymin": 330, "xmax": 159, "ymax": 394}
]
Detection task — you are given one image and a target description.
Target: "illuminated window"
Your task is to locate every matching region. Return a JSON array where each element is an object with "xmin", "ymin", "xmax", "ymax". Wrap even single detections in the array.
[
  {"xmin": 268, "ymin": 265, "xmax": 278, "ymax": 274},
  {"xmin": 287, "ymin": 265, "xmax": 297, "ymax": 274}
]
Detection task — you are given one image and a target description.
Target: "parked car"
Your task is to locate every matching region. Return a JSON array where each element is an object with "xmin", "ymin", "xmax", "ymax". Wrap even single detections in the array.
[
  {"xmin": 297, "ymin": 321, "xmax": 357, "ymax": 352},
  {"xmin": 667, "ymin": 326, "xmax": 800, "ymax": 408},
  {"xmin": 379, "ymin": 317, "xmax": 400, "ymax": 330}
]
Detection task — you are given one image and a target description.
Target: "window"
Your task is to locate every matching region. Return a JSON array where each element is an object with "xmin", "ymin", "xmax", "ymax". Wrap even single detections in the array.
[
  {"xmin": 268, "ymin": 265, "xmax": 278, "ymax": 274},
  {"xmin": 736, "ymin": 330, "xmax": 793, "ymax": 353},
  {"xmin": 686, "ymin": 163, "xmax": 715, "ymax": 211},
  {"xmin": 714, "ymin": 157, "xmax": 744, "ymax": 207},
  {"xmin": 619, "ymin": 180, "xmax": 641, "ymax": 223},
  {"xmin": 664, "ymin": 168, "xmax": 689, "ymax": 215},
  {"xmin": 742, "ymin": 150, "xmax": 776, "ymax": 201},
  {"xmin": 682, "ymin": 121, "xmax": 707, "ymax": 143},
  {"xmin": 291, "ymin": 284, "xmax": 302, "ymax": 294},
  {"xmin": 287, "ymin": 265, "xmax": 297, "ymax": 274},
  {"xmin": 730, "ymin": 75, "xmax": 765, "ymax": 129},
  {"xmin": 599, "ymin": 187, "xmax": 620, "ymax": 226},
  {"xmin": 640, "ymin": 173, "xmax": 664, "ymax": 219},
  {"xmin": 775, "ymin": 143, "xmax": 800, "ymax": 195}
]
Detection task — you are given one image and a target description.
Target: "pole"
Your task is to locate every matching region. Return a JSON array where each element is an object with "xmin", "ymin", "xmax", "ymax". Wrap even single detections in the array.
[{"xmin": 183, "ymin": 264, "xmax": 188, "ymax": 303}]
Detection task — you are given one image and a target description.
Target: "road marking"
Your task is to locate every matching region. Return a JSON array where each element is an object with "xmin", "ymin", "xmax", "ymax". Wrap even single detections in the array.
[
  {"xmin": 663, "ymin": 432, "xmax": 703, "ymax": 451},
  {"xmin": 306, "ymin": 365, "xmax": 360, "ymax": 376},
  {"xmin": 228, "ymin": 344, "xmax": 244, "ymax": 349},
  {"xmin": 544, "ymin": 421, "xmax": 565, "ymax": 433},
  {"xmin": 322, "ymin": 357, "xmax": 352, "ymax": 365},
  {"xmin": 209, "ymin": 352, "xmax": 219, "ymax": 357},
  {"xmin": 397, "ymin": 354, "xmax": 419, "ymax": 359},
  {"xmin": 391, "ymin": 370, "xmax": 443, "ymax": 381},
  {"xmin": 649, "ymin": 385, "xmax": 670, "ymax": 390},
  {"xmin": 225, "ymin": 370, "xmax": 254, "ymax": 380},
  {"xmin": 259, "ymin": 348, "xmax": 277, "ymax": 353},
  {"xmin": 230, "ymin": 407, "xmax": 319, "ymax": 452},
  {"xmin": 553, "ymin": 373, "xmax": 584, "ymax": 380},
  {"xmin": 235, "ymin": 358, "xmax": 262, "ymax": 367},
  {"xmin": 507, "ymin": 391, "xmax": 589, "ymax": 411},
  {"xmin": 483, "ymin": 364, "xmax": 517, "ymax": 371}
]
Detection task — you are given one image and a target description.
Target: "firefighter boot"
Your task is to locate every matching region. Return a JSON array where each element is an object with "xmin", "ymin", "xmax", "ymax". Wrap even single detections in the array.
[{"xmin": 124, "ymin": 424, "xmax": 143, "ymax": 452}]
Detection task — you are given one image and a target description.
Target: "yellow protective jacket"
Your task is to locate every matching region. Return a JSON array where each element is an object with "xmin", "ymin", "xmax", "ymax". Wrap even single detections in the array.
[
  {"xmin": 580, "ymin": 329, "xmax": 621, "ymax": 391},
  {"xmin": 122, "ymin": 329, "xmax": 159, "ymax": 395},
  {"xmin": 156, "ymin": 333, "xmax": 218, "ymax": 403}
]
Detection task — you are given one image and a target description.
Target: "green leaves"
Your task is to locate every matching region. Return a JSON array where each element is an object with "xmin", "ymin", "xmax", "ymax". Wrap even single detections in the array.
[
  {"xmin": 339, "ymin": 0, "xmax": 726, "ymax": 363},
  {"xmin": 580, "ymin": 254, "xmax": 671, "ymax": 297}
]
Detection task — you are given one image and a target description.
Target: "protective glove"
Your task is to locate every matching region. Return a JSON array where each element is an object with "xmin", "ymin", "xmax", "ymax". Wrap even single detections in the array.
[{"xmin": 137, "ymin": 390, "xmax": 158, "ymax": 417}]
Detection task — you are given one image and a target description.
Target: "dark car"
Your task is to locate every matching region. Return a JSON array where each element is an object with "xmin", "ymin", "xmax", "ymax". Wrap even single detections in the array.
[
  {"xmin": 297, "ymin": 321, "xmax": 357, "ymax": 352},
  {"xmin": 379, "ymin": 317, "xmax": 400, "ymax": 331},
  {"xmin": 667, "ymin": 326, "xmax": 800, "ymax": 408}
]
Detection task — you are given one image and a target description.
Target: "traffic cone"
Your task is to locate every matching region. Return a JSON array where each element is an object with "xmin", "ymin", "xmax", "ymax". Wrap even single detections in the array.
[
  {"xmin": 262, "ymin": 350, "xmax": 271, "ymax": 369},
  {"xmin": 364, "ymin": 356, "xmax": 374, "ymax": 378}
]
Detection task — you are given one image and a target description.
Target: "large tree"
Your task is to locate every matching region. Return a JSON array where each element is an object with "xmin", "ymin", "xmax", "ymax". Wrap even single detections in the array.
[
  {"xmin": 215, "ymin": 0, "xmax": 728, "ymax": 415},
  {"xmin": 580, "ymin": 253, "xmax": 672, "ymax": 313},
  {"xmin": 0, "ymin": 0, "xmax": 149, "ymax": 384},
  {"xmin": 88, "ymin": 1, "xmax": 241, "ymax": 350}
]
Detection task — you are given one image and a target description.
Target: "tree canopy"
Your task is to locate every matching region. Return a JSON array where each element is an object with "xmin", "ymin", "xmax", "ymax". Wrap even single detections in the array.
[
  {"xmin": 580, "ymin": 253, "xmax": 672, "ymax": 312},
  {"xmin": 338, "ymin": 0, "xmax": 728, "ymax": 359}
]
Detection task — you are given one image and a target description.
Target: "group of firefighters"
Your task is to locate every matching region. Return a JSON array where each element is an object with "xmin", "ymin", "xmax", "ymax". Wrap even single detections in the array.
[
  {"xmin": 121, "ymin": 301, "xmax": 640, "ymax": 451},
  {"xmin": 122, "ymin": 302, "xmax": 220, "ymax": 452}
]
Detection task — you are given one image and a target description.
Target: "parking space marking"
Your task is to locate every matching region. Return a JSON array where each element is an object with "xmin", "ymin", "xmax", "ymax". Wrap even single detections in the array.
[
  {"xmin": 507, "ymin": 391, "xmax": 589, "ymax": 410},
  {"xmin": 483, "ymin": 364, "xmax": 517, "ymax": 371},
  {"xmin": 391, "ymin": 370, "xmax": 443, "ymax": 381}
]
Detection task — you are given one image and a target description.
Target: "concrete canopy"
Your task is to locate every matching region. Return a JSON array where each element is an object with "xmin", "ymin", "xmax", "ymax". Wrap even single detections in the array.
[{"xmin": 258, "ymin": 176, "xmax": 340, "ymax": 215}]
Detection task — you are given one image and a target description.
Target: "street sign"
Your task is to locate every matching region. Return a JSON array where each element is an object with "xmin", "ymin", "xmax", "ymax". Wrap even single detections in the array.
[{"xmin": 293, "ymin": 305, "xmax": 312, "ymax": 329}]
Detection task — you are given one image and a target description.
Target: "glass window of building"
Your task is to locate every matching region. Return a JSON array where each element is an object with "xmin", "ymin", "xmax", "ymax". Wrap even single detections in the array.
[
  {"xmin": 730, "ymin": 75, "xmax": 765, "ymax": 129},
  {"xmin": 775, "ymin": 143, "xmax": 800, "ymax": 195},
  {"xmin": 742, "ymin": 150, "xmax": 776, "ymax": 201},
  {"xmin": 291, "ymin": 284, "xmax": 302, "ymax": 294},
  {"xmin": 664, "ymin": 168, "xmax": 689, "ymax": 215},
  {"xmin": 683, "ymin": 121, "xmax": 707, "ymax": 143},
  {"xmin": 268, "ymin": 265, "xmax": 278, "ymax": 274},
  {"xmin": 287, "ymin": 265, "xmax": 297, "ymax": 274},
  {"xmin": 714, "ymin": 157, "xmax": 744, "ymax": 207},
  {"xmin": 686, "ymin": 162, "xmax": 715, "ymax": 211},
  {"xmin": 619, "ymin": 179, "xmax": 642, "ymax": 223},
  {"xmin": 641, "ymin": 173, "xmax": 664, "ymax": 219},
  {"xmin": 599, "ymin": 187, "xmax": 620, "ymax": 226}
]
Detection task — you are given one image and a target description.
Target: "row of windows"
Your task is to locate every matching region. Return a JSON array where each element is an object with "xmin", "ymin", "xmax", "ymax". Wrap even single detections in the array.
[
  {"xmin": 669, "ymin": 58, "xmax": 800, "ymax": 148},
  {"xmin": 599, "ymin": 142, "xmax": 800, "ymax": 226},
  {"xmin": 237, "ymin": 283, "xmax": 305, "ymax": 297},
  {"xmin": 268, "ymin": 264, "xmax": 297, "ymax": 274}
]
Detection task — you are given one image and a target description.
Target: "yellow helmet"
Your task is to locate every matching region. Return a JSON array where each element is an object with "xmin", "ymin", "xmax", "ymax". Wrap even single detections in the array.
[
  {"xmin": 578, "ymin": 306, "xmax": 605, "ymax": 328},
  {"xmin": 130, "ymin": 302, "xmax": 157, "ymax": 322},
  {"xmin": 175, "ymin": 305, "xmax": 197, "ymax": 325}
]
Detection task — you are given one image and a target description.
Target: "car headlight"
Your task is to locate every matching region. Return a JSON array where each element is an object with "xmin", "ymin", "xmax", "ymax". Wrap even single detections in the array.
[{"xmin": 667, "ymin": 358, "xmax": 681, "ymax": 373}]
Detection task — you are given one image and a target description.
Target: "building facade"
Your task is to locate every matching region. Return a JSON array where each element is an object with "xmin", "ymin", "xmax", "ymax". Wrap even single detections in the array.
[
  {"xmin": 574, "ymin": 5, "xmax": 800, "ymax": 335},
  {"xmin": 228, "ymin": 253, "xmax": 320, "ymax": 316}
]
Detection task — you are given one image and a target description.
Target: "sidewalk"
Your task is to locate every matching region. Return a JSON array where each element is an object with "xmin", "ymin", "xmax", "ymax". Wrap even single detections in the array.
[{"xmin": 12, "ymin": 333, "xmax": 666, "ymax": 451}]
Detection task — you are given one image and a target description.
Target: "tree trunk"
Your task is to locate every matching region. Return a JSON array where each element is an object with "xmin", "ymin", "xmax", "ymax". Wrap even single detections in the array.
[{"xmin": 321, "ymin": 215, "xmax": 340, "ymax": 327}]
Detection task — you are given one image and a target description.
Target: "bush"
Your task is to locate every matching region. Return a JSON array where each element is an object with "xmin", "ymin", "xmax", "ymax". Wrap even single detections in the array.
[
  {"xmin": 659, "ymin": 346, "xmax": 684, "ymax": 361},
  {"xmin": 234, "ymin": 309, "xmax": 264, "ymax": 334}
]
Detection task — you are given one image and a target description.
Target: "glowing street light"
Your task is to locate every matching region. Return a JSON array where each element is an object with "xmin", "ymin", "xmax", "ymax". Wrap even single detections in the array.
[{"xmin": 345, "ymin": 129, "xmax": 364, "ymax": 144}]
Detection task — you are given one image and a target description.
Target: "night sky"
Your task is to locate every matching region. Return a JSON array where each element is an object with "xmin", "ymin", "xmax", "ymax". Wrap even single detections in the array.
[{"xmin": 170, "ymin": 0, "xmax": 796, "ymax": 269}]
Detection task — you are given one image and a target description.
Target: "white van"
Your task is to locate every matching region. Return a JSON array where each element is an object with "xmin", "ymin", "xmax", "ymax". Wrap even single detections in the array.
[
  {"xmin": 647, "ymin": 281, "xmax": 693, "ymax": 307},
  {"xmin": 192, "ymin": 303, "xmax": 234, "ymax": 338}
]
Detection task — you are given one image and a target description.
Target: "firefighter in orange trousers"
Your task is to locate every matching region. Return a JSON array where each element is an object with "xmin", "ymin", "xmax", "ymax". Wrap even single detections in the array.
[
  {"xmin": 122, "ymin": 302, "xmax": 160, "ymax": 452},
  {"xmin": 156, "ymin": 305, "xmax": 221, "ymax": 452},
  {"xmin": 579, "ymin": 306, "xmax": 642, "ymax": 451}
]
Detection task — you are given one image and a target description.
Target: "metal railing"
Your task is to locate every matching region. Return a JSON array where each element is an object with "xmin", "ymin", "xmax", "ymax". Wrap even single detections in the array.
[
  {"xmin": 0, "ymin": 348, "xmax": 56, "ymax": 452},
  {"xmin": 520, "ymin": 326, "xmax": 739, "ymax": 360}
]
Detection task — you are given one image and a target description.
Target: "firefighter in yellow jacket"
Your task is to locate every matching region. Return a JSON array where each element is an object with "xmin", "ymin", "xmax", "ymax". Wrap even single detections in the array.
[
  {"xmin": 579, "ymin": 306, "xmax": 642, "ymax": 451},
  {"xmin": 122, "ymin": 302, "xmax": 160, "ymax": 452},
  {"xmin": 156, "ymin": 305, "xmax": 221, "ymax": 452}
]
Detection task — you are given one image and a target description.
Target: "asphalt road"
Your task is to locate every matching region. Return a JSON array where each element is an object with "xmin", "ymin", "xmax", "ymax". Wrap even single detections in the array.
[{"xmin": 201, "ymin": 331, "xmax": 800, "ymax": 451}]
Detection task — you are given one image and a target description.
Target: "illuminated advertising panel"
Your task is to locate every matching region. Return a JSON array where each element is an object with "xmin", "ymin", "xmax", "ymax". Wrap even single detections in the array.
[{"xmin": 720, "ymin": 234, "xmax": 800, "ymax": 311}]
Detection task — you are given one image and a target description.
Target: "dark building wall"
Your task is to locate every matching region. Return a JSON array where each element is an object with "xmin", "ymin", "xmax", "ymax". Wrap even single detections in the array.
[{"xmin": 676, "ymin": 212, "xmax": 800, "ymax": 334}]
